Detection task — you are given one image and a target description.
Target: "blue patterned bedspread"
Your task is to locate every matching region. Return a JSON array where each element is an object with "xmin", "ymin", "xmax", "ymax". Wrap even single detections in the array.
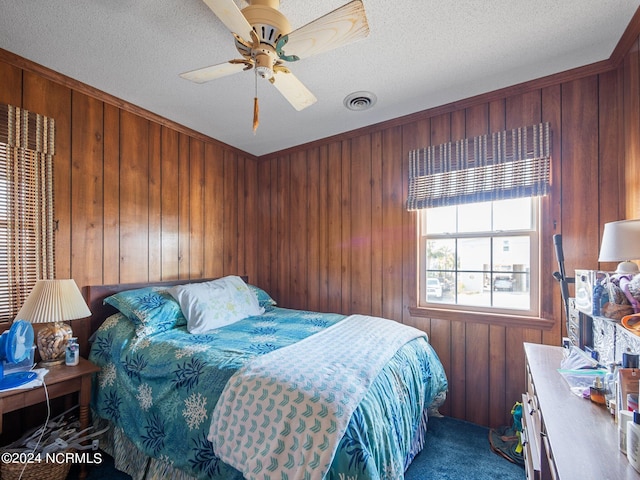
[{"xmin": 89, "ymin": 306, "xmax": 448, "ymax": 480}]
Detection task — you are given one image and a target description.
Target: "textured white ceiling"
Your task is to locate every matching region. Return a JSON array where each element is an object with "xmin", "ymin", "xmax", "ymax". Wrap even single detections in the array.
[{"xmin": 1, "ymin": 0, "xmax": 638, "ymax": 156}]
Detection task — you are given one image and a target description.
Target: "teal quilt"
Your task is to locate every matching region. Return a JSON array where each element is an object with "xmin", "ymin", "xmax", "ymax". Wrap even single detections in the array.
[{"xmin": 89, "ymin": 306, "xmax": 448, "ymax": 480}]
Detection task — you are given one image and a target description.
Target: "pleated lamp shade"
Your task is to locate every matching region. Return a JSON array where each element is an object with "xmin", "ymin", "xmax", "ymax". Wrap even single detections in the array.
[
  {"xmin": 16, "ymin": 279, "xmax": 90, "ymax": 323},
  {"xmin": 16, "ymin": 279, "xmax": 91, "ymax": 366}
]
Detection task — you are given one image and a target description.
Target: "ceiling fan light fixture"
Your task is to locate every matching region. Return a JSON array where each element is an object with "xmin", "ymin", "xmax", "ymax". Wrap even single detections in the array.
[
  {"xmin": 344, "ymin": 91, "xmax": 377, "ymax": 111},
  {"xmin": 254, "ymin": 52, "xmax": 274, "ymax": 79},
  {"xmin": 256, "ymin": 66, "xmax": 273, "ymax": 79}
]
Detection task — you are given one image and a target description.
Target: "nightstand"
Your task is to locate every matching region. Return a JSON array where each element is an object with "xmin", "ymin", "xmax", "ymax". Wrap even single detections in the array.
[{"xmin": 0, "ymin": 357, "xmax": 100, "ymax": 479}]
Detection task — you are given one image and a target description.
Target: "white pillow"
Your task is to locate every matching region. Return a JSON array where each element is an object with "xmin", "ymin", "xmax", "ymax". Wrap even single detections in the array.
[{"xmin": 168, "ymin": 276, "xmax": 264, "ymax": 334}]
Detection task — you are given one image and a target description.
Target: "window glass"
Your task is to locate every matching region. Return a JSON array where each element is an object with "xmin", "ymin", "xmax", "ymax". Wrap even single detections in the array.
[
  {"xmin": 419, "ymin": 198, "xmax": 538, "ymax": 315},
  {"xmin": 458, "ymin": 202, "xmax": 491, "ymax": 233}
]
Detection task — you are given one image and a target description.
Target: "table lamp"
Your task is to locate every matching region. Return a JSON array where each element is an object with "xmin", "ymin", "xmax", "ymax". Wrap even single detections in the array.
[
  {"xmin": 15, "ymin": 279, "xmax": 91, "ymax": 366},
  {"xmin": 598, "ymin": 219, "xmax": 640, "ymax": 275}
]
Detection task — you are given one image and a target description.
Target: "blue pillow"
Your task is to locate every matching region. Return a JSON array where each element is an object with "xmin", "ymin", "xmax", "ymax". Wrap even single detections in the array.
[
  {"xmin": 248, "ymin": 284, "xmax": 277, "ymax": 308},
  {"xmin": 104, "ymin": 287, "xmax": 186, "ymax": 337}
]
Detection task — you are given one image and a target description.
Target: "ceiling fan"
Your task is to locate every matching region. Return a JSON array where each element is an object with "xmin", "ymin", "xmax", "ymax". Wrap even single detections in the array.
[{"xmin": 180, "ymin": 0, "xmax": 370, "ymax": 131}]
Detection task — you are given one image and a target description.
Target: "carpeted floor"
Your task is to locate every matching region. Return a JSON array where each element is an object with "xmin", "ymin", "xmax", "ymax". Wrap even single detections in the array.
[
  {"xmin": 70, "ymin": 416, "xmax": 524, "ymax": 479},
  {"xmin": 405, "ymin": 416, "xmax": 525, "ymax": 480}
]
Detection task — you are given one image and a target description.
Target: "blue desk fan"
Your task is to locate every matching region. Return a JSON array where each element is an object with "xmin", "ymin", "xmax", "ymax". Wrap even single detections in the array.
[{"xmin": 0, "ymin": 320, "xmax": 37, "ymax": 390}]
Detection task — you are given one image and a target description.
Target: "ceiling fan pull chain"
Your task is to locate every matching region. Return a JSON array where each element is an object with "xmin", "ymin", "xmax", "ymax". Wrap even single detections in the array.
[{"xmin": 253, "ymin": 69, "xmax": 259, "ymax": 133}]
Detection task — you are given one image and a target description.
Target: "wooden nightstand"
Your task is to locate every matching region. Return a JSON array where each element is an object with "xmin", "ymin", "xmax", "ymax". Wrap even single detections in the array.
[
  {"xmin": 0, "ymin": 357, "xmax": 100, "ymax": 479},
  {"xmin": 0, "ymin": 357, "xmax": 100, "ymax": 434}
]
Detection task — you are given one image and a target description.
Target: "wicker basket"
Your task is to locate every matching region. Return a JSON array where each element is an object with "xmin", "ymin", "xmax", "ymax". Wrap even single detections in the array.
[{"xmin": 0, "ymin": 449, "xmax": 73, "ymax": 480}]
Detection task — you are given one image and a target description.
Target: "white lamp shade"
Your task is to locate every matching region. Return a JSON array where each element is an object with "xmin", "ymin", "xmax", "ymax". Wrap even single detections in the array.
[
  {"xmin": 15, "ymin": 279, "xmax": 91, "ymax": 323},
  {"xmin": 598, "ymin": 219, "xmax": 640, "ymax": 271}
]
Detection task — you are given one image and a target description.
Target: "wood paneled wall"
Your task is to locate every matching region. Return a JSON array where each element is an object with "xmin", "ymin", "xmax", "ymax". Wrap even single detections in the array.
[
  {"xmin": 0, "ymin": 50, "xmax": 260, "ymax": 356},
  {"xmin": 2, "ymin": 18, "xmax": 640, "ymax": 430}
]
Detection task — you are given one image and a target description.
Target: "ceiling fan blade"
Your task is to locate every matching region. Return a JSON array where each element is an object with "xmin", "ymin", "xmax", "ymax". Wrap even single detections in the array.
[
  {"xmin": 180, "ymin": 61, "xmax": 248, "ymax": 83},
  {"xmin": 277, "ymin": 0, "xmax": 369, "ymax": 61},
  {"xmin": 271, "ymin": 71, "xmax": 317, "ymax": 111},
  {"xmin": 201, "ymin": 0, "xmax": 254, "ymax": 42}
]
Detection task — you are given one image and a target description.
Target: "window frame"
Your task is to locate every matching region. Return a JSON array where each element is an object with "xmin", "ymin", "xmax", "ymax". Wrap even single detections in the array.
[{"xmin": 413, "ymin": 198, "xmax": 547, "ymax": 326}]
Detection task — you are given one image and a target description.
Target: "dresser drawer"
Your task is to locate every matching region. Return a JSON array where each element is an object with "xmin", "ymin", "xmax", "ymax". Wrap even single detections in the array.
[{"xmin": 522, "ymin": 393, "xmax": 541, "ymax": 480}]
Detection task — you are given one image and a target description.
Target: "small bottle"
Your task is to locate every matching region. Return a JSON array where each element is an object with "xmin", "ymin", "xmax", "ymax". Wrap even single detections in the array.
[
  {"xmin": 590, "ymin": 377, "xmax": 606, "ymax": 406},
  {"xmin": 65, "ymin": 337, "xmax": 79, "ymax": 366},
  {"xmin": 628, "ymin": 410, "xmax": 640, "ymax": 472},
  {"xmin": 604, "ymin": 363, "xmax": 619, "ymax": 415}
]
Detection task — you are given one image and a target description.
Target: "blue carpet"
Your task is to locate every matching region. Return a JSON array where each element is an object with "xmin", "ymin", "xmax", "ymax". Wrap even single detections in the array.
[
  {"xmin": 405, "ymin": 416, "xmax": 524, "ymax": 479},
  {"xmin": 71, "ymin": 416, "xmax": 524, "ymax": 479}
]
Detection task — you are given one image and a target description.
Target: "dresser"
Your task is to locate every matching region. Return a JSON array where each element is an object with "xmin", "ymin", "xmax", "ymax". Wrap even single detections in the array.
[{"xmin": 522, "ymin": 342, "xmax": 640, "ymax": 479}]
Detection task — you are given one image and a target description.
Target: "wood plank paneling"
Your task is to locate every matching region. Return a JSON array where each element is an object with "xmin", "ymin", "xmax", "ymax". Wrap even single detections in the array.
[
  {"xmin": 307, "ymin": 147, "xmax": 321, "ymax": 312},
  {"xmin": 236, "ymin": 156, "xmax": 246, "ymax": 276},
  {"xmin": 178, "ymin": 133, "xmax": 191, "ymax": 279},
  {"xmin": 148, "ymin": 122, "xmax": 162, "ymax": 282},
  {"xmin": 317, "ymin": 145, "xmax": 329, "ymax": 309},
  {"xmin": 327, "ymin": 143, "xmax": 343, "ymax": 313},
  {"xmin": 189, "ymin": 138, "xmax": 205, "ymax": 279},
  {"xmin": 70, "ymin": 92, "xmax": 103, "ymax": 287},
  {"xmin": 381, "ymin": 126, "xmax": 404, "ymax": 323},
  {"xmin": 244, "ymin": 156, "xmax": 258, "ymax": 283},
  {"xmin": 350, "ymin": 134, "xmax": 372, "ymax": 315},
  {"xmin": 160, "ymin": 127, "xmax": 180, "ymax": 280},
  {"xmin": 340, "ymin": 141, "xmax": 352, "ymax": 315},
  {"xmin": 561, "ymin": 77, "xmax": 600, "ymax": 274},
  {"xmin": 204, "ymin": 142, "xmax": 225, "ymax": 279},
  {"xmin": 0, "ymin": 62, "xmax": 21, "ymax": 105},
  {"xmin": 119, "ymin": 111, "xmax": 149, "ymax": 283},
  {"xmin": 370, "ymin": 132, "xmax": 383, "ymax": 318},
  {"xmin": 103, "ymin": 104, "xmax": 120, "ymax": 284},
  {"xmin": 276, "ymin": 156, "xmax": 291, "ymax": 305},
  {"xmin": 223, "ymin": 150, "xmax": 238, "ymax": 276},
  {"xmin": 290, "ymin": 151, "xmax": 308, "ymax": 309}
]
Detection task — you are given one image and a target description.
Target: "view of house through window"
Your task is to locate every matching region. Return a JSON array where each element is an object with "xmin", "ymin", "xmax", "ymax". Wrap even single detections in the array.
[{"xmin": 419, "ymin": 197, "xmax": 538, "ymax": 315}]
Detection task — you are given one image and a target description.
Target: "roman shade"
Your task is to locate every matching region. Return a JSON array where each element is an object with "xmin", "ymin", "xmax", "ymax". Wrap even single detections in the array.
[
  {"xmin": 0, "ymin": 103, "xmax": 55, "ymax": 321},
  {"xmin": 406, "ymin": 122, "xmax": 551, "ymax": 210}
]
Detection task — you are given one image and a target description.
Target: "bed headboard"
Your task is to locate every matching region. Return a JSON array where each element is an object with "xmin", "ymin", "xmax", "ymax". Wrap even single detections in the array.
[{"xmin": 79, "ymin": 276, "xmax": 247, "ymax": 357}]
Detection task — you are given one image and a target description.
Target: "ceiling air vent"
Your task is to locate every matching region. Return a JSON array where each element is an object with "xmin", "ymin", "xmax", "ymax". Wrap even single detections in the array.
[{"xmin": 344, "ymin": 91, "xmax": 377, "ymax": 111}]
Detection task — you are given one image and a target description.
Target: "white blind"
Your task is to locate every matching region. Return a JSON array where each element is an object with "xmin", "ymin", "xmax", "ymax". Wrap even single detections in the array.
[
  {"xmin": 406, "ymin": 122, "xmax": 551, "ymax": 210},
  {"xmin": 0, "ymin": 103, "xmax": 55, "ymax": 322}
]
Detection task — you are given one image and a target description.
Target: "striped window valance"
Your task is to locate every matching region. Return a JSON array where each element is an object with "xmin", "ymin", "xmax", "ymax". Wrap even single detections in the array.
[
  {"xmin": 0, "ymin": 103, "xmax": 55, "ymax": 322},
  {"xmin": 406, "ymin": 122, "xmax": 551, "ymax": 210}
]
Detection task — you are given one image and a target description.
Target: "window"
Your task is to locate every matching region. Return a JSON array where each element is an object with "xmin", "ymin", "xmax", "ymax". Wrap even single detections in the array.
[
  {"xmin": 407, "ymin": 123, "xmax": 550, "ymax": 319},
  {"xmin": 0, "ymin": 104, "xmax": 55, "ymax": 322},
  {"xmin": 418, "ymin": 197, "xmax": 539, "ymax": 316}
]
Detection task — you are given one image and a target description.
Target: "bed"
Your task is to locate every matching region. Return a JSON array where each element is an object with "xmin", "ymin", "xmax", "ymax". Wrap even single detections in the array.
[{"xmin": 85, "ymin": 276, "xmax": 448, "ymax": 480}]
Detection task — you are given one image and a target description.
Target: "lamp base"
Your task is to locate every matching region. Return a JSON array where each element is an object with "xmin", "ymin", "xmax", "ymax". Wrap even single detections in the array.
[
  {"xmin": 36, "ymin": 321, "xmax": 73, "ymax": 366},
  {"xmin": 37, "ymin": 357, "xmax": 66, "ymax": 367}
]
